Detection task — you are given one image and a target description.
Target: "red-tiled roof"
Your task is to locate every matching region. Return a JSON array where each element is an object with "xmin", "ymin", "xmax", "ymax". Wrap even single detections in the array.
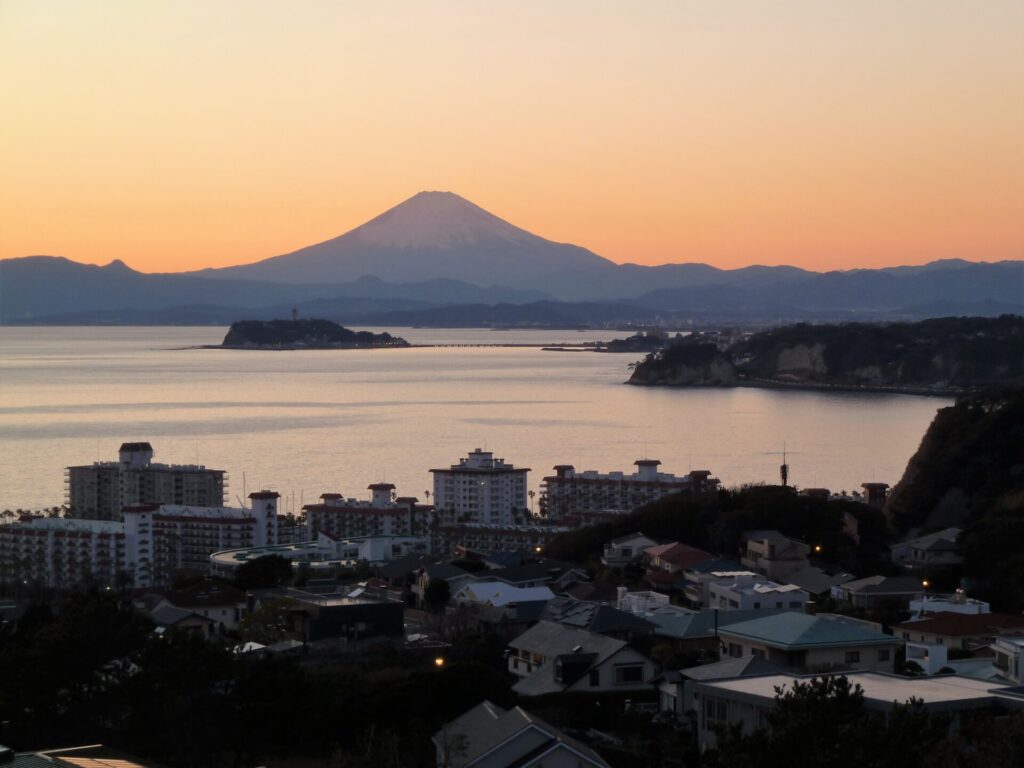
[
  {"xmin": 892, "ymin": 611, "xmax": 1024, "ymax": 637},
  {"xmin": 645, "ymin": 541, "xmax": 713, "ymax": 570}
]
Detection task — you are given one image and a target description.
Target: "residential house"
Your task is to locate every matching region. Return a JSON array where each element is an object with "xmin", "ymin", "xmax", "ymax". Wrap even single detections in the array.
[
  {"xmin": 433, "ymin": 700, "xmax": 610, "ymax": 768},
  {"xmin": 4, "ymin": 743, "xmax": 162, "ymax": 767},
  {"xmin": 412, "ymin": 562, "xmax": 476, "ymax": 608},
  {"xmin": 246, "ymin": 585, "xmax": 404, "ymax": 646},
  {"xmin": 644, "ymin": 541, "xmax": 714, "ymax": 573},
  {"xmin": 891, "ymin": 527, "xmax": 963, "ymax": 568},
  {"xmin": 993, "ymin": 635, "xmax": 1024, "ymax": 684},
  {"xmin": 708, "ymin": 574, "xmax": 809, "ymax": 612},
  {"xmin": 715, "ymin": 612, "xmax": 901, "ymax": 673},
  {"xmin": 151, "ymin": 604, "xmax": 218, "ymax": 637},
  {"xmin": 833, "ymin": 575, "xmax": 923, "ymax": 611},
  {"xmin": 785, "ymin": 566, "xmax": 855, "ymax": 598},
  {"xmin": 741, "ymin": 531, "xmax": 810, "ymax": 581},
  {"xmin": 909, "ymin": 591, "xmax": 990, "ymax": 617},
  {"xmin": 656, "ymin": 656, "xmax": 783, "ymax": 721},
  {"xmin": 681, "ymin": 559, "xmax": 747, "ymax": 607},
  {"xmin": 149, "ymin": 577, "xmax": 245, "ymax": 633},
  {"xmin": 693, "ymin": 671, "xmax": 1023, "ymax": 752},
  {"xmin": 485, "ymin": 560, "xmax": 589, "ymax": 591},
  {"xmin": 453, "ymin": 581, "xmax": 555, "ymax": 608},
  {"xmin": 540, "ymin": 596, "xmax": 656, "ymax": 640},
  {"xmin": 602, "ymin": 532, "xmax": 658, "ymax": 568},
  {"xmin": 892, "ymin": 612, "xmax": 1024, "ymax": 653},
  {"xmin": 507, "ymin": 621, "xmax": 657, "ymax": 696}
]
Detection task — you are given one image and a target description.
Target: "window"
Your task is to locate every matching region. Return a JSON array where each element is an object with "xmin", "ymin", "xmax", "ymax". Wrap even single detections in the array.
[
  {"xmin": 589, "ymin": 669, "xmax": 600, "ymax": 687},
  {"xmin": 877, "ymin": 649, "xmax": 890, "ymax": 662},
  {"xmin": 613, "ymin": 664, "xmax": 644, "ymax": 684},
  {"xmin": 845, "ymin": 651, "xmax": 861, "ymax": 664},
  {"xmin": 775, "ymin": 602, "xmax": 783, "ymax": 609},
  {"xmin": 753, "ymin": 602, "xmax": 761, "ymax": 609},
  {"xmin": 752, "ymin": 648, "xmax": 765, "ymax": 659},
  {"xmin": 704, "ymin": 697, "xmax": 729, "ymax": 725},
  {"xmin": 728, "ymin": 643, "xmax": 743, "ymax": 658}
]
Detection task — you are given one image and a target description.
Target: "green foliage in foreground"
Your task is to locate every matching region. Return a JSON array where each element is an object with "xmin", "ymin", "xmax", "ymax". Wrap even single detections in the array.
[{"xmin": 0, "ymin": 591, "xmax": 512, "ymax": 767}]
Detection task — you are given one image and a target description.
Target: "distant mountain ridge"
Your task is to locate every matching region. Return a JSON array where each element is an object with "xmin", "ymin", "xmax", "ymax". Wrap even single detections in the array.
[{"xmin": 2, "ymin": 191, "xmax": 1022, "ymax": 324}]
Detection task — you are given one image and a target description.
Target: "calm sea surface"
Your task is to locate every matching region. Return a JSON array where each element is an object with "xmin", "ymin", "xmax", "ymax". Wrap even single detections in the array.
[{"xmin": 0, "ymin": 326, "xmax": 951, "ymax": 513}]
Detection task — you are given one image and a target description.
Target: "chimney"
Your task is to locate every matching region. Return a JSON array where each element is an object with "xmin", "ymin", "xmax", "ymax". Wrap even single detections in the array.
[{"xmin": 616, "ymin": 586, "xmax": 628, "ymax": 610}]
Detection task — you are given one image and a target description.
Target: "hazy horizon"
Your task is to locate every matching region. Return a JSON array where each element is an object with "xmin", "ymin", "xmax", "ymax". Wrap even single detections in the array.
[{"xmin": 2, "ymin": 2, "xmax": 1022, "ymax": 273}]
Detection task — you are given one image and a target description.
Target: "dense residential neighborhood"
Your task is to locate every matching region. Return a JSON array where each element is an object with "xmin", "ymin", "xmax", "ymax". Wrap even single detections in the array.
[{"xmin": 2, "ymin": 425, "xmax": 1023, "ymax": 767}]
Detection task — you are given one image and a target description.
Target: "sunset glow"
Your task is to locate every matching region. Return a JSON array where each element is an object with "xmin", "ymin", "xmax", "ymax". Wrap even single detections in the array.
[{"xmin": 2, "ymin": 1, "xmax": 1022, "ymax": 272}]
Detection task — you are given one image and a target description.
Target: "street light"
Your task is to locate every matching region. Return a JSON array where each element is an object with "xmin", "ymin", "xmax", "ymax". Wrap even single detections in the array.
[
  {"xmin": 921, "ymin": 580, "xmax": 930, "ymax": 589},
  {"xmin": 434, "ymin": 656, "xmax": 445, "ymax": 668},
  {"xmin": 813, "ymin": 545, "xmax": 822, "ymax": 554}
]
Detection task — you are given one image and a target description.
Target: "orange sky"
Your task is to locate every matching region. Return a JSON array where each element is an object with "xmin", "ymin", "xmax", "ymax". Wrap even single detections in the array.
[{"xmin": 1, "ymin": 1, "xmax": 1022, "ymax": 273}]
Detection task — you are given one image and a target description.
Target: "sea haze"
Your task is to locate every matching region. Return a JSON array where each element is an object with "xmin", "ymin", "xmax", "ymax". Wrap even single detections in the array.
[{"xmin": 0, "ymin": 326, "xmax": 949, "ymax": 512}]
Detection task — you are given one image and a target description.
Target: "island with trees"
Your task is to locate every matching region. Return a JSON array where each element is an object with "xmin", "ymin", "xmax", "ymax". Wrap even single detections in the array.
[
  {"xmin": 218, "ymin": 319, "xmax": 409, "ymax": 349},
  {"xmin": 628, "ymin": 315, "xmax": 1024, "ymax": 393}
]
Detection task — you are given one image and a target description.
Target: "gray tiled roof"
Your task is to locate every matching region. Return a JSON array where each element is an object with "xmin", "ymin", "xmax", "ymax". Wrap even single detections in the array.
[{"xmin": 718, "ymin": 612, "xmax": 896, "ymax": 649}]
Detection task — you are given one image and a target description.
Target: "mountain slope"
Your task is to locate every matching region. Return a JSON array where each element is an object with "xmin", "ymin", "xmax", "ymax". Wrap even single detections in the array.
[
  {"xmin": 195, "ymin": 190, "xmax": 612, "ymax": 286},
  {"xmin": 0, "ymin": 256, "xmax": 547, "ymax": 323}
]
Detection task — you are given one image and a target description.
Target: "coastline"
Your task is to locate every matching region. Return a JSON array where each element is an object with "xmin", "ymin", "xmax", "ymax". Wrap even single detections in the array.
[{"xmin": 626, "ymin": 376, "xmax": 966, "ymax": 398}]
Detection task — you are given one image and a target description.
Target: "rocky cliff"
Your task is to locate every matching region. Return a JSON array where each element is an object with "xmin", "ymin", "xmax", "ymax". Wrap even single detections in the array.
[{"xmin": 627, "ymin": 341, "xmax": 738, "ymax": 386}]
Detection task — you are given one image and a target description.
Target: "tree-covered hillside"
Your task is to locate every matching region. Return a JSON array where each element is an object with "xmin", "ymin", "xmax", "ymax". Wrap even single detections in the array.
[
  {"xmin": 628, "ymin": 315, "xmax": 1024, "ymax": 390},
  {"xmin": 886, "ymin": 388, "xmax": 1024, "ymax": 610},
  {"xmin": 221, "ymin": 319, "xmax": 407, "ymax": 348}
]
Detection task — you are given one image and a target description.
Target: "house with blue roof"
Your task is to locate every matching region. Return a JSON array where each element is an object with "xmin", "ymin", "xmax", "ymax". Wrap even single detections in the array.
[{"xmin": 716, "ymin": 611, "xmax": 901, "ymax": 673}]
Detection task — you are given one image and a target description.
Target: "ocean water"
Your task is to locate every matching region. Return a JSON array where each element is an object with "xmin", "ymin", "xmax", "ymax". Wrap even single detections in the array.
[{"xmin": 0, "ymin": 326, "xmax": 950, "ymax": 513}]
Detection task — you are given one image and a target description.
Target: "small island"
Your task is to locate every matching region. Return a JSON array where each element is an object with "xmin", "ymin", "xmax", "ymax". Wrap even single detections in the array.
[{"xmin": 218, "ymin": 319, "xmax": 409, "ymax": 349}]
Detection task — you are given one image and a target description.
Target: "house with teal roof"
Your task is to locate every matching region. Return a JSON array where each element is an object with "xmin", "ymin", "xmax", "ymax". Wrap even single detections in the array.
[{"xmin": 716, "ymin": 611, "xmax": 901, "ymax": 673}]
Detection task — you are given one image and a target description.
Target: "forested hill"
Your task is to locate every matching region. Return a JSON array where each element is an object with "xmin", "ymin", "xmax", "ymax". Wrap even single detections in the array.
[
  {"xmin": 885, "ymin": 388, "xmax": 1024, "ymax": 610},
  {"xmin": 220, "ymin": 319, "xmax": 408, "ymax": 348},
  {"xmin": 629, "ymin": 315, "xmax": 1024, "ymax": 391}
]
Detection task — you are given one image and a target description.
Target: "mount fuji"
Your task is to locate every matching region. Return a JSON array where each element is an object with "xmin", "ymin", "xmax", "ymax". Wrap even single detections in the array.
[{"xmin": 194, "ymin": 191, "xmax": 612, "ymax": 287}]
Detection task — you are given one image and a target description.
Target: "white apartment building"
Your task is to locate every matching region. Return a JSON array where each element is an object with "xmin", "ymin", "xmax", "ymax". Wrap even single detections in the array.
[
  {"xmin": 540, "ymin": 460, "xmax": 718, "ymax": 521},
  {"xmin": 66, "ymin": 442, "xmax": 226, "ymax": 520},
  {"xmin": 429, "ymin": 522, "xmax": 569, "ymax": 559},
  {"xmin": 708, "ymin": 573, "xmax": 810, "ymax": 612},
  {"xmin": 0, "ymin": 517, "xmax": 126, "ymax": 589},
  {"xmin": 431, "ymin": 449, "xmax": 529, "ymax": 526},
  {"xmin": 1, "ymin": 493, "xmax": 280, "ymax": 589},
  {"xmin": 125, "ymin": 491, "xmax": 278, "ymax": 588},
  {"xmin": 303, "ymin": 485, "xmax": 429, "ymax": 540},
  {"xmin": 0, "ymin": 492, "xmax": 279, "ymax": 590}
]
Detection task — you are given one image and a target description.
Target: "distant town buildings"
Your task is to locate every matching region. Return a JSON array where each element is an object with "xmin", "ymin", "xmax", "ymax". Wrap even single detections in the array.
[
  {"xmin": 431, "ymin": 449, "xmax": 530, "ymax": 526},
  {"xmin": 66, "ymin": 442, "xmax": 226, "ymax": 520},
  {"xmin": 708, "ymin": 573, "xmax": 810, "ymax": 612},
  {"xmin": 540, "ymin": 459, "xmax": 718, "ymax": 521},
  {"xmin": 303, "ymin": 486, "xmax": 429, "ymax": 540},
  {"xmin": 0, "ymin": 491, "xmax": 279, "ymax": 589},
  {"xmin": 741, "ymin": 530, "xmax": 811, "ymax": 581}
]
